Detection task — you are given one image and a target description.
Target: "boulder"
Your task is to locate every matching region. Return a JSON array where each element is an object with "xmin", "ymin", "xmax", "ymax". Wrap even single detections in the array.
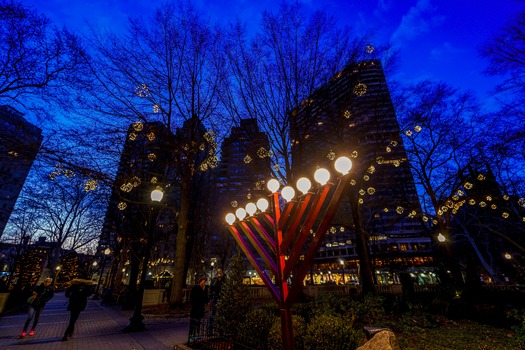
[{"xmin": 357, "ymin": 330, "xmax": 400, "ymax": 350}]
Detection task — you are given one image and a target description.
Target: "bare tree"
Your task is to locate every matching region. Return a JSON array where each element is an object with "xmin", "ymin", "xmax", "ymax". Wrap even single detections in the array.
[
  {"xmin": 223, "ymin": 0, "xmax": 388, "ymax": 183},
  {"xmin": 0, "ymin": 0, "xmax": 89, "ymax": 122},
  {"xmin": 394, "ymin": 80, "xmax": 503, "ymax": 288},
  {"xmin": 79, "ymin": 2, "xmax": 231, "ymax": 305}
]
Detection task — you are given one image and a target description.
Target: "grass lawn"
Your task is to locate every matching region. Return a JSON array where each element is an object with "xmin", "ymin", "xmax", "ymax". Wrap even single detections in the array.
[{"xmin": 395, "ymin": 319, "xmax": 521, "ymax": 350}]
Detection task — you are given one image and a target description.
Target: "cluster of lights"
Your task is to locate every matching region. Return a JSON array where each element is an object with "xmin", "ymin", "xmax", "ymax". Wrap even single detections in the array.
[
  {"xmin": 84, "ymin": 179, "xmax": 98, "ymax": 192},
  {"xmin": 49, "ymin": 164, "xmax": 75, "ymax": 180},
  {"xmin": 225, "ymin": 156, "xmax": 352, "ymax": 225}
]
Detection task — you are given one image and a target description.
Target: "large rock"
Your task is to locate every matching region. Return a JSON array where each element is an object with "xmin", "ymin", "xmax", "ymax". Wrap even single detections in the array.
[{"xmin": 357, "ymin": 330, "xmax": 400, "ymax": 350}]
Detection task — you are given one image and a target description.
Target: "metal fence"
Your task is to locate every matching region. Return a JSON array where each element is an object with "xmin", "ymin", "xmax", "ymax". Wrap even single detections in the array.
[{"xmin": 188, "ymin": 318, "xmax": 270, "ymax": 350}]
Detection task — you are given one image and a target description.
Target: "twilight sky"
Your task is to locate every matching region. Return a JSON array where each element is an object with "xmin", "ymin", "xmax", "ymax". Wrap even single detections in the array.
[{"xmin": 22, "ymin": 0, "xmax": 525, "ymax": 108}]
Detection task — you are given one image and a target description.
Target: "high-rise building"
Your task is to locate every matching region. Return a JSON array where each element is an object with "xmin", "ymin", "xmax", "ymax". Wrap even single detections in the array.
[
  {"xmin": 210, "ymin": 118, "xmax": 272, "ymax": 262},
  {"xmin": 290, "ymin": 60, "xmax": 434, "ymax": 285},
  {"xmin": 0, "ymin": 106, "xmax": 43, "ymax": 237}
]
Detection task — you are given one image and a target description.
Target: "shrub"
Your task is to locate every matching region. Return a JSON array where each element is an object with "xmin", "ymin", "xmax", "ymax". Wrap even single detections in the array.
[
  {"xmin": 238, "ymin": 306, "xmax": 278, "ymax": 349},
  {"xmin": 268, "ymin": 314, "xmax": 306, "ymax": 350},
  {"xmin": 303, "ymin": 314, "xmax": 360, "ymax": 350},
  {"xmin": 214, "ymin": 254, "xmax": 252, "ymax": 336}
]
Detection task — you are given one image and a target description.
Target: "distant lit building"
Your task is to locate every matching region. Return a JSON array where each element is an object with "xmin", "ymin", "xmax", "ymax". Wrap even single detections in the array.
[
  {"xmin": 290, "ymin": 60, "xmax": 433, "ymax": 285},
  {"xmin": 209, "ymin": 118, "xmax": 272, "ymax": 265},
  {"xmin": 0, "ymin": 106, "xmax": 43, "ymax": 237}
]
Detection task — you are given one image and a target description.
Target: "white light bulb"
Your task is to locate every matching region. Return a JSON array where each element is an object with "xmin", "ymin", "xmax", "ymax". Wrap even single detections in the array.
[
  {"xmin": 314, "ymin": 168, "xmax": 330, "ymax": 185},
  {"xmin": 225, "ymin": 213, "xmax": 236, "ymax": 225},
  {"xmin": 245, "ymin": 202, "xmax": 257, "ymax": 216},
  {"xmin": 235, "ymin": 208, "xmax": 247, "ymax": 220},
  {"xmin": 281, "ymin": 186, "xmax": 295, "ymax": 202},
  {"xmin": 296, "ymin": 177, "xmax": 312, "ymax": 195},
  {"xmin": 334, "ymin": 156, "xmax": 352, "ymax": 175},
  {"xmin": 257, "ymin": 198, "xmax": 269, "ymax": 212},
  {"xmin": 267, "ymin": 179, "xmax": 280, "ymax": 193},
  {"xmin": 437, "ymin": 233, "xmax": 446, "ymax": 242}
]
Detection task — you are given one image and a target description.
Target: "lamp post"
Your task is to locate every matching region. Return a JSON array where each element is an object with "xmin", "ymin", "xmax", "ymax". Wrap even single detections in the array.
[
  {"xmin": 225, "ymin": 156, "xmax": 352, "ymax": 350},
  {"xmin": 54, "ymin": 266, "xmax": 61, "ymax": 287},
  {"xmin": 93, "ymin": 248, "xmax": 111, "ymax": 299},
  {"xmin": 340, "ymin": 260, "xmax": 345, "ymax": 285},
  {"xmin": 123, "ymin": 187, "xmax": 163, "ymax": 333}
]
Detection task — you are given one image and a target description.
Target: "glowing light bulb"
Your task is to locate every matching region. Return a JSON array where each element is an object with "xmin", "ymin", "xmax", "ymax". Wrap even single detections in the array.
[
  {"xmin": 437, "ymin": 233, "xmax": 446, "ymax": 242},
  {"xmin": 235, "ymin": 208, "xmax": 247, "ymax": 220},
  {"xmin": 314, "ymin": 168, "xmax": 330, "ymax": 185},
  {"xmin": 267, "ymin": 179, "xmax": 280, "ymax": 193},
  {"xmin": 281, "ymin": 186, "xmax": 295, "ymax": 202},
  {"xmin": 225, "ymin": 213, "xmax": 236, "ymax": 225},
  {"xmin": 257, "ymin": 198, "xmax": 269, "ymax": 212},
  {"xmin": 245, "ymin": 202, "xmax": 257, "ymax": 216},
  {"xmin": 335, "ymin": 156, "xmax": 352, "ymax": 175},
  {"xmin": 296, "ymin": 177, "xmax": 311, "ymax": 194}
]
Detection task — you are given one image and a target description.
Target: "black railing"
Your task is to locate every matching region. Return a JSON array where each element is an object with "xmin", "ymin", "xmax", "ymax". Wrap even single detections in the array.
[{"xmin": 188, "ymin": 318, "xmax": 269, "ymax": 350}]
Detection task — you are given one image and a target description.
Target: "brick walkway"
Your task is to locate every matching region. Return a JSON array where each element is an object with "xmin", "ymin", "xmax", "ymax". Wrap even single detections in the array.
[{"xmin": 0, "ymin": 291, "xmax": 189, "ymax": 349}]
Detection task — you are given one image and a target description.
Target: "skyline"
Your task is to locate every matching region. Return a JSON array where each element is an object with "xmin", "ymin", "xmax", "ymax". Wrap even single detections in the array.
[{"xmin": 20, "ymin": 0, "xmax": 525, "ymax": 113}]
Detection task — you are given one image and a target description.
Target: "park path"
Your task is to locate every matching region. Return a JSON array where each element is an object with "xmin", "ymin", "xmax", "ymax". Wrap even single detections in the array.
[{"xmin": 0, "ymin": 291, "xmax": 189, "ymax": 349}]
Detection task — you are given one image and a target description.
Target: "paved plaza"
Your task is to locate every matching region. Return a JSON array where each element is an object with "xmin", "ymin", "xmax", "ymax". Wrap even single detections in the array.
[{"xmin": 0, "ymin": 291, "xmax": 189, "ymax": 349}]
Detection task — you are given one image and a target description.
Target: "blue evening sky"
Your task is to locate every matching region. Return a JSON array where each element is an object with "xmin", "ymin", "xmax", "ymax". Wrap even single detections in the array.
[{"xmin": 22, "ymin": 0, "xmax": 525, "ymax": 107}]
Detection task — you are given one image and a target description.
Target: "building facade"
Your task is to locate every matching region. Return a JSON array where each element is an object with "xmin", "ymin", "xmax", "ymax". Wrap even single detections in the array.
[
  {"xmin": 0, "ymin": 106, "xmax": 43, "ymax": 237},
  {"xmin": 290, "ymin": 60, "xmax": 434, "ymax": 285}
]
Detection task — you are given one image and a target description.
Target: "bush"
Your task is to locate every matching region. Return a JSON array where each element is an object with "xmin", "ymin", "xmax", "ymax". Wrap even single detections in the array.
[
  {"xmin": 268, "ymin": 314, "xmax": 306, "ymax": 350},
  {"xmin": 238, "ymin": 306, "xmax": 278, "ymax": 348},
  {"xmin": 303, "ymin": 314, "xmax": 360, "ymax": 350}
]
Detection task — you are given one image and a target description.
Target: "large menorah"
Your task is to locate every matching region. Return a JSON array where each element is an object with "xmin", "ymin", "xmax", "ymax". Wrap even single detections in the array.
[{"xmin": 225, "ymin": 156, "xmax": 352, "ymax": 350}]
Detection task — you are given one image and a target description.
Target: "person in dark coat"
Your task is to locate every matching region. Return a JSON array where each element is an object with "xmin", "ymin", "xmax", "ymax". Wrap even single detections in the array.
[
  {"xmin": 61, "ymin": 279, "xmax": 93, "ymax": 341},
  {"xmin": 189, "ymin": 275, "xmax": 208, "ymax": 340},
  {"xmin": 20, "ymin": 277, "xmax": 55, "ymax": 338}
]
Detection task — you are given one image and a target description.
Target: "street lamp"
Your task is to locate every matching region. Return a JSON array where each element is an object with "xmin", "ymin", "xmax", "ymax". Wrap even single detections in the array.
[
  {"xmin": 340, "ymin": 260, "xmax": 345, "ymax": 285},
  {"xmin": 124, "ymin": 187, "xmax": 163, "ymax": 333},
  {"xmin": 54, "ymin": 266, "xmax": 61, "ymax": 287},
  {"xmin": 93, "ymin": 247, "xmax": 111, "ymax": 299},
  {"xmin": 225, "ymin": 156, "xmax": 352, "ymax": 350}
]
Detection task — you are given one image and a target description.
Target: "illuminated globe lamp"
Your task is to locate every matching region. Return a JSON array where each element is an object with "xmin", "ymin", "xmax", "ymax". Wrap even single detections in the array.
[
  {"xmin": 281, "ymin": 186, "xmax": 295, "ymax": 202},
  {"xmin": 225, "ymin": 213, "xmax": 236, "ymax": 225},
  {"xmin": 236, "ymin": 208, "xmax": 247, "ymax": 221},
  {"xmin": 151, "ymin": 186, "xmax": 164, "ymax": 202},
  {"xmin": 334, "ymin": 156, "xmax": 352, "ymax": 175},
  {"xmin": 437, "ymin": 233, "xmax": 446, "ymax": 242},
  {"xmin": 267, "ymin": 179, "xmax": 281, "ymax": 193},
  {"xmin": 296, "ymin": 177, "xmax": 312, "ymax": 195},
  {"xmin": 314, "ymin": 168, "xmax": 330, "ymax": 185},
  {"xmin": 257, "ymin": 198, "xmax": 269, "ymax": 212},
  {"xmin": 246, "ymin": 202, "xmax": 257, "ymax": 216}
]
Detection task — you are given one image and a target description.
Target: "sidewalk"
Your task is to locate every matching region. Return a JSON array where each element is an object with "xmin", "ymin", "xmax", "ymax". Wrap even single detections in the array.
[{"xmin": 0, "ymin": 291, "xmax": 189, "ymax": 349}]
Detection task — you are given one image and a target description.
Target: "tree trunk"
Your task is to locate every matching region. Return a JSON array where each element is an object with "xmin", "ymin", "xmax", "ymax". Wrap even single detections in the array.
[{"xmin": 170, "ymin": 180, "xmax": 191, "ymax": 306}]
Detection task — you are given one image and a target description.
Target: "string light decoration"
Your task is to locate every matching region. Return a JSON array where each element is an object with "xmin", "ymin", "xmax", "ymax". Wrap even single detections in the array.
[
  {"xmin": 152, "ymin": 104, "xmax": 160, "ymax": 113},
  {"xmin": 366, "ymin": 45, "xmax": 374, "ymax": 53},
  {"xmin": 118, "ymin": 202, "xmax": 127, "ymax": 210},
  {"xmin": 135, "ymin": 83, "xmax": 150, "ymax": 98},
  {"xmin": 327, "ymin": 151, "xmax": 336, "ymax": 160},
  {"xmin": 132, "ymin": 121, "xmax": 144, "ymax": 132},
  {"xmin": 353, "ymin": 83, "xmax": 367, "ymax": 96},
  {"xmin": 244, "ymin": 155, "xmax": 252, "ymax": 163},
  {"xmin": 129, "ymin": 132, "xmax": 137, "ymax": 141},
  {"xmin": 84, "ymin": 179, "xmax": 98, "ymax": 192},
  {"xmin": 147, "ymin": 132, "xmax": 156, "ymax": 141},
  {"xmin": 344, "ymin": 110, "xmax": 351, "ymax": 119}
]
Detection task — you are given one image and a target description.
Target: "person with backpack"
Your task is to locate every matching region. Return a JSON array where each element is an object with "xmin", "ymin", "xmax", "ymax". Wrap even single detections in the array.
[{"xmin": 61, "ymin": 279, "xmax": 93, "ymax": 341}]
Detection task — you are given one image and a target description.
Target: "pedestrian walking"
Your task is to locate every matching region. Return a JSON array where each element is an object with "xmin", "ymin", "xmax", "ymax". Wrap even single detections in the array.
[
  {"xmin": 62, "ymin": 279, "xmax": 94, "ymax": 341},
  {"xmin": 20, "ymin": 277, "xmax": 55, "ymax": 338},
  {"xmin": 188, "ymin": 275, "xmax": 208, "ymax": 340}
]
